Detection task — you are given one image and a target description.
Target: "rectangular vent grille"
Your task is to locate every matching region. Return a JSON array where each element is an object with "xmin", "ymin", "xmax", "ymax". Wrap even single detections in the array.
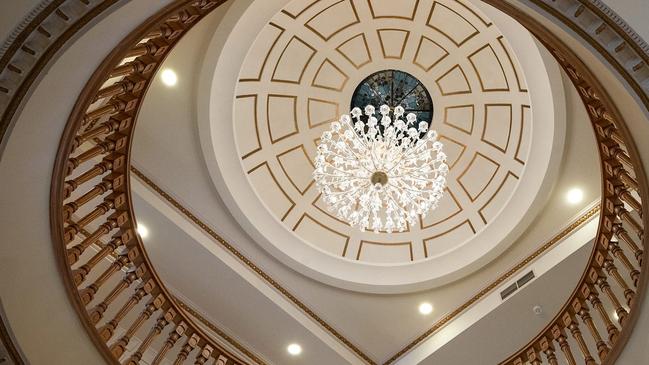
[{"xmin": 500, "ymin": 270, "xmax": 535, "ymax": 300}]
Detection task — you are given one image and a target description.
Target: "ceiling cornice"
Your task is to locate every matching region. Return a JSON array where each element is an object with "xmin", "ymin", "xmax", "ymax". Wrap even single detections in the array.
[{"xmin": 130, "ymin": 165, "xmax": 600, "ymax": 364}]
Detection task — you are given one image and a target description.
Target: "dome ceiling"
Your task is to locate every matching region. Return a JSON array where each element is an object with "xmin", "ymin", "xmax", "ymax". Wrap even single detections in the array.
[{"xmin": 201, "ymin": 0, "xmax": 564, "ymax": 292}]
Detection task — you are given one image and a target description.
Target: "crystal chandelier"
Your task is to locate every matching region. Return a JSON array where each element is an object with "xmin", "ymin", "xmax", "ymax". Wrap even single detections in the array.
[{"xmin": 313, "ymin": 105, "xmax": 448, "ymax": 233}]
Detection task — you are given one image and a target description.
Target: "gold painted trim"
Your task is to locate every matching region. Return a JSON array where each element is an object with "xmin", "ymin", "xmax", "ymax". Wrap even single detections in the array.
[
  {"xmin": 383, "ymin": 204, "xmax": 601, "ymax": 364},
  {"xmin": 443, "ymin": 104, "xmax": 474, "ymax": 135},
  {"xmin": 235, "ymin": 94, "xmax": 261, "ymax": 160},
  {"xmin": 307, "ymin": 97, "xmax": 340, "ymax": 128},
  {"xmin": 366, "ymin": 0, "xmax": 420, "ymax": 20},
  {"xmin": 426, "ymin": 2, "xmax": 479, "ymax": 47},
  {"xmin": 419, "ymin": 187, "xmax": 463, "ymax": 229},
  {"xmin": 376, "ymin": 28, "xmax": 411, "ymax": 60},
  {"xmin": 481, "ymin": 103, "xmax": 513, "ymax": 153},
  {"xmin": 438, "ymin": 134, "xmax": 468, "ymax": 169},
  {"xmin": 457, "ymin": 152, "xmax": 501, "ymax": 202},
  {"xmin": 423, "ymin": 219, "xmax": 475, "ymax": 258},
  {"xmin": 478, "ymin": 171, "xmax": 519, "ymax": 224},
  {"xmin": 238, "ymin": 22, "xmax": 285, "ymax": 83},
  {"xmin": 497, "ymin": 35, "xmax": 528, "ymax": 92},
  {"xmin": 311, "ymin": 58, "xmax": 350, "ymax": 91},
  {"xmin": 271, "ymin": 35, "xmax": 316, "ymax": 84},
  {"xmin": 468, "ymin": 43, "xmax": 511, "ymax": 92},
  {"xmin": 266, "ymin": 94, "xmax": 299, "ymax": 144},
  {"xmin": 131, "ymin": 168, "xmax": 601, "ymax": 365},
  {"xmin": 435, "ymin": 64, "xmax": 472, "ymax": 96},
  {"xmin": 357, "ymin": 240, "xmax": 414, "ymax": 261},
  {"xmin": 175, "ymin": 299, "xmax": 269, "ymax": 365},
  {"xmin": 276, "ymin": 144, "xmax": 316, "ymax": 195},
  {"xmin": 304, "ymin": 0, "xmax": 361, "ymax": 41},
  {"xmin": 247, "ymin": 161, "xmax": 296, "ymax": 222},
  {"xmin": 292, "ymin": 213, "xmax": 351, "ymax": 257},
  {"xmin": 336, "ymin": 32, "xmax": 373, "ymax": 69},
  {"xmin": 515, "ymin": 105, "xmax": 531, "ymax": 164},
  {"xmin": 453, "ymin": 0, "xmax": 492, "ymax": 27},
  {"xmin": 412, "ymin": 35, "xmax": 450, "ymax": 72},
  {"xmin": 280, "ymin": 0, "xmax": 319, "ymax": 19},
  {"xmin": 130, "ymin": 167, "xmax": 377, "ymax": 365}
]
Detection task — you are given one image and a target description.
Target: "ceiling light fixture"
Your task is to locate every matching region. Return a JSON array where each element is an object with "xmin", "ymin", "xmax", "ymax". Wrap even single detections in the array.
[
  {"xmin": 419, "ymin": 302, "xmax": 433, "ymax": 315},
  {"xmin": 566, "ymin": 187, "xmax": 584, "ymax": 204},
  {"xmin": 160, "ymin": 68, "xmax": 178, "ymax": 86},
  {"xmin": 287, "ymin": 343, "xmax": 302, "ymax": 356},
  {"xmin": 313, "ymin": 105, "xmax": 448, "ymax": 233},
  {"xmin": 137, "ymin": 224, "xmax": 149, "ymax": 239}
]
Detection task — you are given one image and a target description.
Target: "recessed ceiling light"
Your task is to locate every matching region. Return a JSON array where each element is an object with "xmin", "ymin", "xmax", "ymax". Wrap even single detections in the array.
[
  {"xmin": 287, "ymin": 343, "xmax": 302, "ymax": 356},
  {"xmin": 160, "ymin": 68, "xmax": 177, "ymax": 86},
  {"xmin": 566, "ymin": 188, "xmax": 584, "ymax": 204},
  {"xmin": 419, "ymin": 302, "xmax": 433, "ymax": 315},
  {"xmin": 137, "ymin": 224, "xmax": 149, "ymax": 239}
]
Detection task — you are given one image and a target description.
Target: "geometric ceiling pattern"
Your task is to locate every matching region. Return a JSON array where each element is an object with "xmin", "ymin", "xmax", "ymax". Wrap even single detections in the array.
[{"xmin": 234, "ymin": 0, "xmax": 532, "ymax": 265}]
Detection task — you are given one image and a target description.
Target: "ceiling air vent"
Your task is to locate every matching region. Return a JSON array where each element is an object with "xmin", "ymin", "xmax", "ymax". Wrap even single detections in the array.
[{"xmin": 500, "ymin": 270, "xmax": 535, "ymax": 300}]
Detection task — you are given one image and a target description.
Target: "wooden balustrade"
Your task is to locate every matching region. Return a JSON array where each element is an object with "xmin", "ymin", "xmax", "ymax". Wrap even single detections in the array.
[
  {"xmin": 44, "ymin": 0, "xmax": 648, "ymax": 364},
  {"xmin": 51, "ymin": 1, "xmax": 251, "ymax": 364},
  {"xmin": 481, "ymin": 2, "xmax": 648, "ymax": 365}
]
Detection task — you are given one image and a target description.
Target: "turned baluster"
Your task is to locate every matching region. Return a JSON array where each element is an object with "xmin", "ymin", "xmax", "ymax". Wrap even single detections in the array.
[
  {"xmin": 194, "ymin": 344, "xmax": 213, "ymax": 365},
  {"xmin": 87, "ymin": 264, "xmax": 145, "ymax": 324},
  {"xmin": 603, "ymin": 258, "xmax": 635, "ymax": 305},
  {"xmin": 66, "ymin": 134, "xmax": 127, "ymax": 173},
  {"xmin": 174, "ymin": 333, "xmax": 201, "ymax": 365},
  {"xmin": 110, "ymin": 293, "xmax": 166, "ymax": 358},
  {"xmin": 65, "ymin": 192, "xmax": 126, "ymax": 235},
  {"xmin": 125, "ymin": 308, "xmax": 177, "ymax": 365},
  {"xmin": 573, "ymin": 298, "xmax": 609, "ymax": 361},
  {"xmin": 126, "ymin": 38, "xmax": 170, "ymax": 58},
  {"xmin": 551, "ymin": 325, "xmax": 576, "ymax": 365},
  {"xmin": 562, "ymin": 312, "xmax": 596, "ymax": 365},
  {"xmin": 540, "ymin": 336, "xmax": 559, "ymax": 365},
  {"xmin": 110, "ymin": 55, "xmax": 157, "ymax": 78},
  {"xmin": 98, "ymin": 279, "xmax": 155, "ymax": 343},
  {"xmin": 66, "ymin": 211, "xmax": 128, "ymax": 263},
  {"xmin": 63, "ymin": 172, "xmax": 125, "ymax": 219},
  {"xmin": 601, "ymin": 139, "xmax": 632, "ymax": 169},
  {"xmin": 72, "ymin": 113, "xmax": 132, "ymax": 150},
  {"xmin": 81, "ymin": 94, "xmax": 138, "ymax": 126},
  {"xmin": 614, "ymin": 204, "xmax": 644, "ymax": 240},
  {"xmin": 147, "ymin": 22, "xmax": 184, "ymax": 40},
  {"xmin": 63, "ymin": 153, "xmax": 125, "ymax": 198},
  {"xmin": 94, "ymin": 74, "xmax": 147, "ymax": 102},
  {"xmin": 72, "ymin": 229, "xmax": 132, "ymax": 285},
  {"xmin": 589, "ymin": 268, "xmax": 628, "ymax": 325},
  {"xmin": 168, "ymin": 7, "xmax": 201, "ymax": 24},
  {"xmin": 582, "ymin": 284, "xmax": 619, "ymax": 343},
  {"xmin": 151, "ymin": 322, "xmax": 188, "ymax": 365},
  {"xmin": 606, "ymin": 239, "xmax": 641, "ymax": 286},
  {"xmin": 607, "ymin": 180, "xmax": 643, "ymax": 217},
  {"xmin": 612, "ymin": 224, "xmax": 643, "ymax": 265},
  {"xmin": 525, "ymin": 347, "xmax": 543, "ymax": 365}
]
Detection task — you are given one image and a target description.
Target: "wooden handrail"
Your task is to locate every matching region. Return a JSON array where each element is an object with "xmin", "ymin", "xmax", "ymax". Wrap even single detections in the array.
[{"xmin": 50, "ymin": 1, "xmax": 255, "ymax": 364}]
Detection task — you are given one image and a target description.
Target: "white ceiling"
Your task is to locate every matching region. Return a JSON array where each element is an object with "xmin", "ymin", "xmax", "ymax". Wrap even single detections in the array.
[
  {"xmin": 130, "ymin": 1, "xmax": 604, "ymax": 364},
  {"xmin": 201, "ymin": 0, "xmax": 564, "ymax": 293}
]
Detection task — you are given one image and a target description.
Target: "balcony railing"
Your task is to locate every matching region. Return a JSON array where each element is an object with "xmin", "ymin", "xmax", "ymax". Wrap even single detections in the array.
[{"xmin": 28, "ymin": 0, "xmax": 648, "ymax": 364}]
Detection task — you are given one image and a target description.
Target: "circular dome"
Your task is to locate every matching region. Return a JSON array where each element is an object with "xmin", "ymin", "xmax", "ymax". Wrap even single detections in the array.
[{"xmin": 199, "ymin": 0, "xmax": 565, "ymax": 293}]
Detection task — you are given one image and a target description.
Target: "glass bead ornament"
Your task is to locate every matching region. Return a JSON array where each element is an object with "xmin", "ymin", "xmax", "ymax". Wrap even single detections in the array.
[{"xmin": 313, "ymin": 104, "xmax": 448, "ymax": 233}]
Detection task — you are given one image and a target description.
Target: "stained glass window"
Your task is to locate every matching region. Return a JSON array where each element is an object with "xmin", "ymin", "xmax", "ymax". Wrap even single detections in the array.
[{"xmin": 350, "ymin": 70, "xmax": 433, "ymax": 123}]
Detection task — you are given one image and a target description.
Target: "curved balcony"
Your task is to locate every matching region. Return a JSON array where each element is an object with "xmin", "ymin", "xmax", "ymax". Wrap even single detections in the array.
[{"xmin": 0, "ymin": 0, "xmax": 647, "ymax": 364}]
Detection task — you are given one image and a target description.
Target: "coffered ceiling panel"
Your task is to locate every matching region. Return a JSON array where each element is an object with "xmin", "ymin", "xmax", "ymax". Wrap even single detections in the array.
[{"xmin": 204, "ymin": 0, "xmax": 563, "ymax": 293}]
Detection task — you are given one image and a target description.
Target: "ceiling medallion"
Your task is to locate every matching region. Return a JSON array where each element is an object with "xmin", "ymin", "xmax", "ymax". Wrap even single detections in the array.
[{"xmin": 313, "ymin": 104, "xmax": 448, "ymax": 233}]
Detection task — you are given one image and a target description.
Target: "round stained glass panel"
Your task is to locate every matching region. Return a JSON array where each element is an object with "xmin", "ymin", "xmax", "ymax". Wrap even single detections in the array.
[{"xmin": 350, "ymin": 70, "xmax": 433, "ymax": 123}]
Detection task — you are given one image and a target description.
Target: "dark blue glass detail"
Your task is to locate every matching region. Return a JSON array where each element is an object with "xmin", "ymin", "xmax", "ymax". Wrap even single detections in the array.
[{"xmin": 350, "ymin": 70, "xmax": 433, "ymax": 123}]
